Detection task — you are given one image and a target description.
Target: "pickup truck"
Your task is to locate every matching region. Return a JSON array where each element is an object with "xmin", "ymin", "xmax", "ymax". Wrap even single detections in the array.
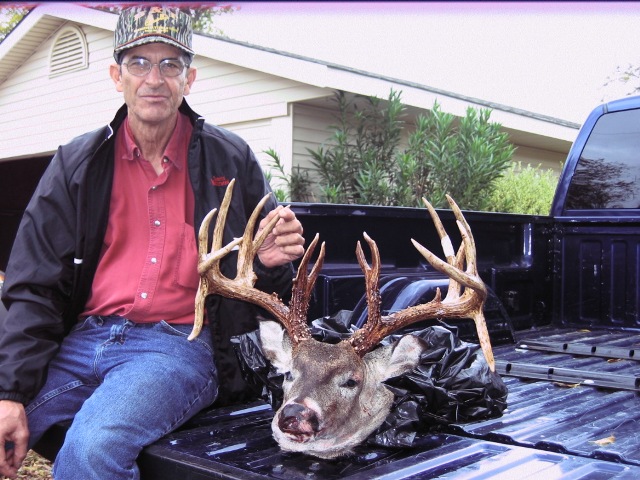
[{"xmin": 3, "ymin": 95, "xmax": 640, "ymax": 479}]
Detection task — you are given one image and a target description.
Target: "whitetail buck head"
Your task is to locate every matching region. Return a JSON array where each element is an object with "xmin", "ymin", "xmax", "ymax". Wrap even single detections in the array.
[{"xmin": 189, "ymin": 179, "xmax": 495, "ymax": 458}]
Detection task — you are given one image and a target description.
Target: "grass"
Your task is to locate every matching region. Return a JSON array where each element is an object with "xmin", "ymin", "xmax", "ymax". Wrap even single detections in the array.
[{"xmin": 15, "ymin": 450, "xmax": 52, "ymax": 480}]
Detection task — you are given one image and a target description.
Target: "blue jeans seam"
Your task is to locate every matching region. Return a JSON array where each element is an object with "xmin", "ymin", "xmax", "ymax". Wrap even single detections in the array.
[
  {"xmin": 166, "ymin": 375, "xmax": 217, "ymax": 434},
  {"xmin": 25, "ymin": 380, "xmax": 95, "ymax": 416}
]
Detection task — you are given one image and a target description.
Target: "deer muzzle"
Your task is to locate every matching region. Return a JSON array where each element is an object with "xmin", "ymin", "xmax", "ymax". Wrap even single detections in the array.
[{"xmin": 277, "ymin": 403, "xmax": 320, "ymax": 442}]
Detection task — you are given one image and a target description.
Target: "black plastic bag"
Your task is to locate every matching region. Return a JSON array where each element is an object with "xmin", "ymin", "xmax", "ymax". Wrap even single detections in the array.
[{"xmin": 231, "ymin": 311, "xmax": 508, "ymax": 448}]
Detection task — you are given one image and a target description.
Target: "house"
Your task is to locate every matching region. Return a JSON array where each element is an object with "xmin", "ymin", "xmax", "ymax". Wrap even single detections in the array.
[{"xmin": 0, "ymin": 3, "xmax": 578, "ymax": 169}]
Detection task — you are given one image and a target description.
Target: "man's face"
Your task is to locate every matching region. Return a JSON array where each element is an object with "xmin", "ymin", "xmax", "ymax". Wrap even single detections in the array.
[{"xmin": 110, "ymin": 43, "xmax": 196, "ymax": 128}]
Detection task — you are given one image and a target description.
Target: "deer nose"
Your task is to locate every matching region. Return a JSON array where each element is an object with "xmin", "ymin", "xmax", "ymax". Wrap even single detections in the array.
[{"xmin": 279, "ymin": 403, "xmax": 319, "ymax": 434}]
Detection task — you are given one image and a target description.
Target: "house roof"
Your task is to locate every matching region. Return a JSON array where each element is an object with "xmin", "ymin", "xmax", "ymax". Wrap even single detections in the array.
[{"xmin": 0, "ymin": 3, "xmax": 579, "ymax": 153}]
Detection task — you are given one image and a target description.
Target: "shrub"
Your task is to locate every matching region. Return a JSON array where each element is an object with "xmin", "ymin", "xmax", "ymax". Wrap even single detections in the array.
[
  {"xmin": 307, "ymin": 90, "xmax": 516, "ymax": 209},
  {"xmin": 308, "ymin": 90, "xmax": 405, "ymax": 205},
  {"xmin": 487, "ymin": 162, "xmax": 559, "ymax": 215},
  {"xmin": 404, "ymin": 103, "xmax": 516, "ymax": 210},
  {"xmin": 264, "ymin": 148, "xmax": 313, "ymax": 203}
]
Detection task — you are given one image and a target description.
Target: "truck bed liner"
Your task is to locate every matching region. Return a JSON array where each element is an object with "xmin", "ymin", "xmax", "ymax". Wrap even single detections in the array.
[
  {"xmin": 138, "ymin": 327, "xmax": 640, "ymax": 479},
  {"xmin": 457, "ymin": 327, "xmax": 640, "ymax": 467}
]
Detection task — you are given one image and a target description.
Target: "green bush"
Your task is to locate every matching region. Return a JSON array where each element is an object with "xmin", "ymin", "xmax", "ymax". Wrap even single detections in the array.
[
  {"xmin": 263, "ymin": 148, "xmax": 314, "ymax": 203},
  {"xmin": 401, "ymin": 102, "xmax": 515, "ymax": 210},
  {"xmin": 487, "ymin": 162, "xmax": 559, "ymax": 215},
  {"xmin": 307, "ymin": 90, "xmax": 516, "ymax": 209},
  {"xmin": 308, "ymin": 90, "xmax": 405, "ymax": 205}
]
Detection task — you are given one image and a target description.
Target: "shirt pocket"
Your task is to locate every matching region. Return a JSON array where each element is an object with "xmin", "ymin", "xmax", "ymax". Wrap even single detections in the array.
[{"xmin": 174, "ymin": 223, "xmax": 200, "ymax": 291}]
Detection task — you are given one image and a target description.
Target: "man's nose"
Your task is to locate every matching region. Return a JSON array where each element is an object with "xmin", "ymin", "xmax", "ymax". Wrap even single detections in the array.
[{"xmin": 145, "ymin": 64, "xmax": 164, "ymax": 82}]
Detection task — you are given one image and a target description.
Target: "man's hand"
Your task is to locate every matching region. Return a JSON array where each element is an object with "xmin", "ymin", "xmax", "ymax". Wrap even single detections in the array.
[
  {"xmin": 0, "ymin": 400, "xmax": 28, "ymax": 479},
  {"xmin": 257, "ymin": 206, "xmax": 305, "ymax": 268}
]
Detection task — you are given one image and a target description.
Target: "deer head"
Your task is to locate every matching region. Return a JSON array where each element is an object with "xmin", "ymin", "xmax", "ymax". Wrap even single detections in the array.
[{"xmin": 189, "ymin": 180, "xmax": 494, "ymax": 458}]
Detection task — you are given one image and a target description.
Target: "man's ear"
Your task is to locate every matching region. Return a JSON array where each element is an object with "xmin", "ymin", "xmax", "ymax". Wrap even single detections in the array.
[
  {"xmin": 110, "ymin": 63, "xmax": 124, "ymax": 93},
  {"xmin": 183, "ymin": 66, "xmax": 197, "ymax": 96}
]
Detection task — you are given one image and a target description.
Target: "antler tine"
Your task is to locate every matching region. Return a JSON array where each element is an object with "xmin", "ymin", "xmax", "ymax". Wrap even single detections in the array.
[
  {"xmin": 347, "ymin": 233, "xmax": 382, "ymax": 351},
  {"xmin": 348, "ymin": 200, "xmax": 496, "ymax": 372},
  {"xmin": 287, "ymin": 234, "xmax": 325, "ymax": 344},
  {"xmin": 197, "ymin": 207, "xmax": 242, "ymax": 277},
  {"xmin": 422, "ymin": 197, "xmax": 457, "ymax": 265},
  {"xmin": 236, "ymin": 190, "xmax": 282, "ymax": 287},
  {"xmin": 422, "ymin": 196, "xmax": 468, "ymax": 299},
  {"xmin": 446, "ymin": 194, "xmax": 481, "ymax": 279},
  {"xmin": 446, "ymin": 195, "xmax": 475, "ymax": 251},
  {"xmin": 357, "ymin": 233, "xmax": 381, "ymax": 325},
  {"xmin": 190, "ymin": 196, "xmax": 243, "ymax": 341}
]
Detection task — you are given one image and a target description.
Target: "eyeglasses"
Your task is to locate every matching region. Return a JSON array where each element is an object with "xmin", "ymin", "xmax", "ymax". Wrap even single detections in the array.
[{"xmin": 122, "ymin": 58, "xmax": 188, "ymax": 77}]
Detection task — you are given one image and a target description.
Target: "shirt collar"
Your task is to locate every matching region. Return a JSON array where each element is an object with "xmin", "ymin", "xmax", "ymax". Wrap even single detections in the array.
[{"xmin": 121, "ymin": 113, "xmax": 191, "ymax": 170}]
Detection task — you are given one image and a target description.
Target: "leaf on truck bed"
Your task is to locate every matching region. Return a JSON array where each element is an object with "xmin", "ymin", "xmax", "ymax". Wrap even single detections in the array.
[{"xmin": 589, "ymin": 435, "xmax": 616, "ymax": 446}]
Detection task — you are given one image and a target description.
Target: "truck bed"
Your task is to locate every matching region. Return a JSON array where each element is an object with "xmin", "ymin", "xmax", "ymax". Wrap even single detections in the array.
[{"xmin": 136, "ymin": 326, "xmax": 640, "ymax": 479}]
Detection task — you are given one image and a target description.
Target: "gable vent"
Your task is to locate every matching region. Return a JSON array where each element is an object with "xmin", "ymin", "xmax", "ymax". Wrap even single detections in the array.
[{"xmin": 49, "ymin": 25, "xmax": 88, "ymax": 78}]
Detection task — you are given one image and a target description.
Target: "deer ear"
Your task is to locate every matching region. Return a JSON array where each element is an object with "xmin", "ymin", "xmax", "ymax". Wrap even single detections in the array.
[
  {"xmin": 259, "ymin": 320, "xmax": 293, "ymax": 372},
  {"xmin": 373, "ymin": 334, "xmax": 424, "ymax": 381}
]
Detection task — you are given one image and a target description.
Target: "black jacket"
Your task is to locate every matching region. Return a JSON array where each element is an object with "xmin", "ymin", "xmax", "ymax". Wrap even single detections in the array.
[{"xmin": 0, "ymin": 100, "xmax": 293, "ymax": 406}]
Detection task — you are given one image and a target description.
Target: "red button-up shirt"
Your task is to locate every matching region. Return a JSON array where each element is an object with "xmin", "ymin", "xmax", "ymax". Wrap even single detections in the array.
[{"xmin": 82, "ymin": 113, "xmax": 198, "ymax": 324}]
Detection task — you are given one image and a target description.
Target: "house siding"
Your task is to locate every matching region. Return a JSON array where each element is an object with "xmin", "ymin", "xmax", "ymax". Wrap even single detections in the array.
[
  {"xmin": 292, "ymin": 103, "xmax": 335, "ymax": 173},
  {"xmin": 511, "ymin": 145, "xmax": 565, "ymax": 173},
  {"xmin": 0, "ymin": 24, "xmax": 121, "ymax": 160},
  {"xmin": 189, "ymin": 56, "xmax": 329, "ymax": 127}
]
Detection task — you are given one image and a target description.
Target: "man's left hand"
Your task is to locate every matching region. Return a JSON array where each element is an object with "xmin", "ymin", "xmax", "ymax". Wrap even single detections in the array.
[{"xmin": 257, "ymin": 206, "xmax": 305, "ymax": 268}]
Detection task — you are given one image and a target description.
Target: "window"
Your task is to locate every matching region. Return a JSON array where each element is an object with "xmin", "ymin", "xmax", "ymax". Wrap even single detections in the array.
[
  {"xmin": 565, "ymin": 109, "xmax": 640, "ymax": 209},
  {"xmin": 49, "ymin": 25, "xmax": 88, "ymax": 78}
]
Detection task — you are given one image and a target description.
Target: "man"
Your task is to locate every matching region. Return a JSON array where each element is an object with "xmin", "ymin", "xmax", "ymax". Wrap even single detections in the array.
[{"xmin": 0, "ymin": 6, "xmax": 305, "ymax": 479}]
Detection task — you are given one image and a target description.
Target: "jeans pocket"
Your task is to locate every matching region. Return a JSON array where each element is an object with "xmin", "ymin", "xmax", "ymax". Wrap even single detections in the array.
[{"xmin": 158, "ymin": 321, "xmax": 214, "ymax": 354}]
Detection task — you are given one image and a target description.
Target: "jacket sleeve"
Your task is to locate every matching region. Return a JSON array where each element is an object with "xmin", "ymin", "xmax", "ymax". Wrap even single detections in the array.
[{"xmin": 0, "ymin": 149, "xmax": 79, "ymax": 404}]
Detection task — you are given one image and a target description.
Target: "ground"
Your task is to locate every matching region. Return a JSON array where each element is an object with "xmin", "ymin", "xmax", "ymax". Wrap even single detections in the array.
[{"xmin": 16, "ymin": 451, "xmax": 52, "ymax": 480}]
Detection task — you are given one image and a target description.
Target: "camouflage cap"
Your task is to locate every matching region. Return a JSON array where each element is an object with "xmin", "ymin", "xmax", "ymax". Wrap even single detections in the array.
[{"xmin": 113, "ymin": 6, "xmax": 194, "ymax": 62}]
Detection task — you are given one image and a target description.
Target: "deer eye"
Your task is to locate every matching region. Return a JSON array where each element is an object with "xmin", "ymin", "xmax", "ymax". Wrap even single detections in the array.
[
  {"xmin": 284, "ymin": 371, "xmax": 294, "ymax": 382},
  {"xmin": 342, "ymin": 378, "xmax": 359, "ymax": 388}
]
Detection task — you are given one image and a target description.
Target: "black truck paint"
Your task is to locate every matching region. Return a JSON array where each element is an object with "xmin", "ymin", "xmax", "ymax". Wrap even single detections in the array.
[{"xmin": 2, "ymin": 95, "xmax": 640, "ymax": 479}]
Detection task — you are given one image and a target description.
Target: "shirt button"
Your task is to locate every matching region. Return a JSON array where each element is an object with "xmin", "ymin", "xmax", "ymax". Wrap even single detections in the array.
[
  {"xmin": 154, "ymin": 220, "xmax": 161, "ymax": 226},
  {"xmin": 140, "ymin": 292, "xmax": 148, "ymax": 299},
  {"xmin": 151, "ymin": 257, "xmax": 157, "ymax": 264},
  {"xmin": 163, "ymin": 157, "xmax": 169, "ymax": 163},
  {"xmin": 151, "ymin": 186, "xmax": 157, "ymax": 190}
]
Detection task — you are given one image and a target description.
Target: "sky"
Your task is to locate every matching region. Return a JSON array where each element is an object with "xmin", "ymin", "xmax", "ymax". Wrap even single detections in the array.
[{"xmin": 212, "ymin": 1, "xmax": 640, "ymax": 124}]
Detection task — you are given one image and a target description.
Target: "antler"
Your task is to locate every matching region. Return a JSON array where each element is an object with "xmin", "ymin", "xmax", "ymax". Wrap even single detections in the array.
[
  {"xmin": 190, "ymin": 182, "xmax": 495, "ymax": 371},
  {"xmin": 189, "ymin": 180, "xmax": 324, "ymax": 345},
  {"xmin": 348, "ymin": 195, "xmax": 495, "ymax": 371}
]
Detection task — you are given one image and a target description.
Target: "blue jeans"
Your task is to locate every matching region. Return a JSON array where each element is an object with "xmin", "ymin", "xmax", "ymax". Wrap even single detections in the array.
[{"xmin": 26, "ymin": 315, "xmax": 218, "ymax": 480}]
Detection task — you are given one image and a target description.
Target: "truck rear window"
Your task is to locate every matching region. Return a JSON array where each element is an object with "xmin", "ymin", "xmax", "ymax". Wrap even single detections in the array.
[{"xmin": 565, "ymin": 108, "xmax": 640, "ymax": 209}]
